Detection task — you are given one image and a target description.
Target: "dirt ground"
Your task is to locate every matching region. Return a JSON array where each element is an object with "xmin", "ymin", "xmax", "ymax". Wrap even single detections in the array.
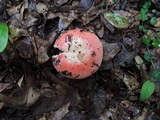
[{"xmin": 0, "ymin": 0, "xmax": 160, "ymax": 120}]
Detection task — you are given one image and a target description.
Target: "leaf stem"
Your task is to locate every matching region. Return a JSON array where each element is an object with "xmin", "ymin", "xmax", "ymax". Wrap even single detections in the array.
[{"xmin": 146, "ymin": 47, "xmax": 156, "ymax": 69}]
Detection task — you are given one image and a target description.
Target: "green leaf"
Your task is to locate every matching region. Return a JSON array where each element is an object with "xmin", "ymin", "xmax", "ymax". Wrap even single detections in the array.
[
  {"xmin": 104, "ymin": 12, "xmax": 129, "ymax": 28},
  {"xmin": 152, "ymin": 9, "xmax": 157, "ymax": 13},
  {"xmin": 142, "ymin": 35, "xmax": 151, "ymax": 47},
  {"xmin": 0, "ymin": 23, "xmax": 8, "ymax": 52},
  {"xmin": 142, "ymin": 1, "xmax": 151, "ymax": 9},
  {"xmin": 138, "ymin": 25, "xmax": 148, "ymax": 33},
  {"xmin": 151, "ymin": 69, "xmax": 160, "ymax": 80},
  {"xmin": 150, "ymin": 17, "xmax": 157, "ymax": 25},
  {"xmin": 140, "ymin": 8, "xmax": 148, "ymax": 21},
  {"xmin": 152, "ymin": 38, "xmax": 160, "ymax": 48},
  {"xmin": 138, "ymin": 25, "xmax": 143, "ymax": 31},
  {"xmin": 140, "ymin": 80, "xmax": 155, "ymax": 101},
  {"xmin": 144, "ymin": 53, "xmax": 152, "ymax": 62}
]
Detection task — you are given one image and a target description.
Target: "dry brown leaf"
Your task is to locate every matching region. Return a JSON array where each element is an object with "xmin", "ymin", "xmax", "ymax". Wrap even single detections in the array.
[
  {"xmin": 154, "ymin": 17, "xmax": 160, "ymax": 27},
  {"xmin": 25, "ymin": 87, "xmax": 40, "ymax": 107},
  {"xmin": 103, "ymin": 42, "xmax": 121, "ymax": 62},
  {"xmin": 100, "ymin": 42, "xmax": 121, "ymax": 70},
  {"xmin": 47, "ymin": 102, "xmax": 70, "ymax": 120},
  {"xmin": 33, "ymin": 35, "xmax": 51, "ymax": 63},
  {"xmin": 58, "ymin": 10, "xmax": 77, "ymax": 30},
  {"xmin": 17, "ymin": 75, "xmax": 24, "ymax": 88},
  {"xmin": 7, "ymin": 3, "xmax": 22, "ymax": 17}
]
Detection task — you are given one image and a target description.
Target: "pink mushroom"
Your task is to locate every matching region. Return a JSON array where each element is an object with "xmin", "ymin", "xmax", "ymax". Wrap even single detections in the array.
[{"xmin": 52, "ymin": 29, "xmax": 103, "ymax": 79}]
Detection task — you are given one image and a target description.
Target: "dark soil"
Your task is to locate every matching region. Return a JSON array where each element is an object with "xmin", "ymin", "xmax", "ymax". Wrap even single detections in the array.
[{"xmin": 0, "ymin": 0, "xmax": 160, "ymax": 120}]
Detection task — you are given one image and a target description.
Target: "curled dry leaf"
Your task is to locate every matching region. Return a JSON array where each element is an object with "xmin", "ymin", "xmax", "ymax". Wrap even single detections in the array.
[
  {"xmin": 24, "ymin": 14, "xmax": 38, "ymax": 27},
  {"xmin": 9, "ymin": 27, "xmax": 20, "ymax": 43},
  {"xmin": 104, "ymin": 11, "xmax": 129, "ymax": 28},
  {"xmin": 17, "ymin": 75, "xmax": 24, "ymax": 87},
  {"xmin": 7, "ymin": 1, "xmax": 28, "ymax": 27},
  {"xmin": 7, "ymin": 3, "xmax": 22, "ymax": 19},
  {"xmin": 100, "ymin": 42, "xmax": 121, "ymax": 70},
  {"xmin": 7, "ymin": 1, "xmax": 29, "ymax": 43},
  {"xmin": 33, "ymin": 32, "xmax": 57, "ymax": 63},
  {"xmin": 104, "ymin": 10, "xmax": 140, "ymax": 29}
]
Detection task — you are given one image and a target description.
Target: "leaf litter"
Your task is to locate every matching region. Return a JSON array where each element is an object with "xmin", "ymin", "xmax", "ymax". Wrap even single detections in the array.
[{"xmin": 0, "ymin": 0, "xmax": 160, "ymax": 119}]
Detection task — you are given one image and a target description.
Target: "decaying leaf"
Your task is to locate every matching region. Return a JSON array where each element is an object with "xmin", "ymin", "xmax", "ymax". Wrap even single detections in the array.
[
  {"xmin": 0, "ymin": 83, "xmax": 10, "ymax": 92},
  {"xmin": 104, "ymin": 12, "xmax": 129, "ymax": 28},
  {"xmin": 123, "ymin": 74, "xmax": 139, "ymax": 90},
  {"xmin": 135, "ymin": 55, "xmax": 149, "ymax": 82},
  {"xmin": 0, "ymin": 102, "xmax": 4, "ymax": 109},
  {"xmin": 25, "ymin": 87, "xmax": 40, "ymax": 107},
  {"xmin": 103, "ymin": 42, "xmax": 121, "ymax": 62},
  {"xmin": 100, "ymin": 42, "xmax": 121, "ymax": 70},
  {"xmin": 7, "ymin": 3, "xmax": 22, "ymax": 19},
  {"xmin": 89, "ymin": 88, "xmax": 106, "ymax": 118},
  {"xmin": 17, "ymin": 75, "xmax": 24, "ymax": 87},
  {"xmin": 154, "ymin": 17, "xmax": 160, "ymax": 27},
  {"xmin": 113, "ymin": 44, "xmax": 136, "ymax": 67},
  {"xmin": 62, "ymin": 109, "xmax": 83, "ymax": 120},
  {"xmin": 9, "ymin": 27, "xmax": 20, "ymax": 43},
  {"xmin": 77, "ymin": 0, "xmax": 94, "ymax": 13},
  {"xmin": 46, "ymin": 102, "xmax": 70, "ymax": 120},
  {"xmin": 36, "ymin": 2, "xmax": 48, "ymax": 14},
  {"xmin": 17, "ymin": 37, "xmax": 35, "ymax": 59},
  {"xmin": 135, "ymin": 108, "xmax": 148, "ymax": 120},
  {"xmin": 104, "ymin": 10, "xmax": 140, "ymax": 29},
  {"xmin": 120, "ymin": 100, "xmax": 140, "ymax": 117},
  {"xmin": 58, "ymin": 10, "xmax": 77, "ymax": 30},
  {"xmin": 32, "ymin": 33, "xmax": 56, "ymax": 63},
  {"xmin": 99, "ymin": 109, "xmax": 114, "ymax": 120}
]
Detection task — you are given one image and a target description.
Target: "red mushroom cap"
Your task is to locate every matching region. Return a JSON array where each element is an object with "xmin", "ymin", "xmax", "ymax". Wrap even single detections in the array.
[{"xmin": 52, "ymin": 29, "xmax": 103, "ymax": 79}]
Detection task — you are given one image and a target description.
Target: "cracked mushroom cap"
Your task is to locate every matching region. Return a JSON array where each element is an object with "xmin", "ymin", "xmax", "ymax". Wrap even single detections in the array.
[{"xmin": 52, "ymin": 29, "xmax": 103, "ymax": 79}]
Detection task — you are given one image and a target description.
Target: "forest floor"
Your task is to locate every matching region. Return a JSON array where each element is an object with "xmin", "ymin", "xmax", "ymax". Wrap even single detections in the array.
[{"xmin": 0, "ymin": 0, "xmax": 160, "ymax": 120}]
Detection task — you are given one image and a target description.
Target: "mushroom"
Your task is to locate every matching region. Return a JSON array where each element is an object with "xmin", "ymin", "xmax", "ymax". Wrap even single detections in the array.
[{"xmin": 52, "ymin": 29, "xmax": 103, "ymax": 79}]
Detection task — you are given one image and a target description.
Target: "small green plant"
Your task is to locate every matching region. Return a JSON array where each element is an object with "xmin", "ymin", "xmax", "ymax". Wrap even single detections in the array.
[
  {"xmin": 140, "ymin": 80, "xmax": 155, "ymax": 101},
  {"xmin": 0, "ymin": 23, "xmax": 8, "ymax": 52},
  {"xmin": 139, "ymin": 1, "xmax": 160, "ymax": 101}
]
